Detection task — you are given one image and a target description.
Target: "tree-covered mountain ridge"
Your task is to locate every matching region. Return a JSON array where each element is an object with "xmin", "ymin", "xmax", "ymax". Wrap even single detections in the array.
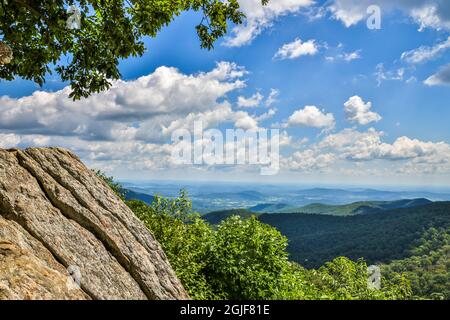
[
  {"xmin": 204, "ymin": 201, "xmax": 450, "ymax": 299},
  {"xmin": 104, "ymin": 182, "xmax": 449, "ymax": 300},
  {"xmin": 249, "ymin": 198, "xmax": 433, "ymax": 215}
]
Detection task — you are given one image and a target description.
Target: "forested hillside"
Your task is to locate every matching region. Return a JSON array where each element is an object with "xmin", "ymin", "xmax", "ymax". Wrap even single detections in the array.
[
  {"xmin": 273, "ymin": 199, "xmax": 432, "ymax": 216},
  {"xmin": 203, "ymin": 201, "xmax": 449, "ymax": 299},
  {"xmin": 123, "ymin": 189, "xmax": 155, "ymax": 204},
  {"xmin": 203, "ymin": 209, "xmax": 259, "ymax": 225},
  {"xmin": 382, "ymin": 228, "xmax": 449, "ymax": 299},
  {"xmin": 125, "ymin": 194, "xmax": 411, "ymax": 300},
  {"xmin": 259, "ymin": 202, "xmax": 449, "ymax": 268},
  {"xmin": 259, "ymin": 203, "xmax": 450, "ymax": 299}
]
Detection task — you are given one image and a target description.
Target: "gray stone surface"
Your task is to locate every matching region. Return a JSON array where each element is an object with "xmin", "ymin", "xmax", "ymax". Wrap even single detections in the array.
[{"xmin": 0, "ymin": 148, "xmax": 188, "ymax": 300}]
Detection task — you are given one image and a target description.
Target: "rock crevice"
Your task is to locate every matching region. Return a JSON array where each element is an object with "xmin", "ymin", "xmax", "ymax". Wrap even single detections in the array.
[{"xmin": 0, "ymin": 148, "xmax": 188, "ymax": 300}]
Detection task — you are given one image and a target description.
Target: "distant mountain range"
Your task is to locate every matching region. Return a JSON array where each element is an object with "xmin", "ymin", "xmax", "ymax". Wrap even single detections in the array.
[
  {"xmin": 203, "ymin": 201, "xmax": 450, "ymax": 269},
  {"xmin": 203, "ymin": 209, "xmax": 259, "ymax": 225},
  {"xmin": 121, "ymin": 182, "xmax": 450, "ymax": 214},
  {"xmin": 200, "ymin": 191, "xmax": 266, "ymax": 201},
  {"xmin": 250, "ymin": 198, "xmax": 432, "ymax": 216},
  {"xmin": 249, "ymin": 203, "xmax": 290, "ymax": 213},
  {"xmin": 122, "ymin": 188, "xmax": 155, "ymax": 204}
]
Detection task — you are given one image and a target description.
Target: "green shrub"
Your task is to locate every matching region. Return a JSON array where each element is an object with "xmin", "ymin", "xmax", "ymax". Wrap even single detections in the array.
[
  {"xmin": 127, "ymin": 192, "xmax": 217, "ymax": 300},
  {"xmin": 127, "ymin": 191, "xmax": 411, "ymax": 300}
]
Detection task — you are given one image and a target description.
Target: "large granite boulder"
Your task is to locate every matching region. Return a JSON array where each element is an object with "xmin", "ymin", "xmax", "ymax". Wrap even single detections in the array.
[{"xmin": 0, "ymin": 148, "xmax": 188, "ymax": 300}]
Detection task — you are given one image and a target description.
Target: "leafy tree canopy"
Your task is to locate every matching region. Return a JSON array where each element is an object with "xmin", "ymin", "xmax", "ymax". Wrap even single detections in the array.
[
  {"xmin": 127, "ymin": 192, "xmax": 411, "ymax": 300},
  {"xmin": 0, "ymin": 0, "xmax": 268, "ymax": 99}
]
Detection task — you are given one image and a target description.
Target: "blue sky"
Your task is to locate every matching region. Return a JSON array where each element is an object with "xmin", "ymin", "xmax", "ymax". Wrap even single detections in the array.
[{"xmin": 1, "ymin": 0, "xmax": 450, "ymax": 187}]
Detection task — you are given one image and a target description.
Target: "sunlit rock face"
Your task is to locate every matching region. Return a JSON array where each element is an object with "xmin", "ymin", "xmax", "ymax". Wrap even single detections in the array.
[{"xmin": 0, "ymin": 147, "xmax": 188, "ymax": 300}]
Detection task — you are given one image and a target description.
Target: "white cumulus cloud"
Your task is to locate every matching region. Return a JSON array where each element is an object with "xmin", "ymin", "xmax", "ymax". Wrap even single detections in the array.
[
  {"xmin": 318, "ymin": 128, "xmax": 450, "ymax": 164},
  {"xmin": 0, "ymin": 62, "xmax": 248, "ymax": 143},
  {"xmin": 283, "ymin": 127, "xmax": 450, "ymax": 174},
  {"xmin": 287, "ymin": 106, "xmax": 335, "ymax": 129},
  {"xmin": 274, "ymin": 38, "xmax": 319, "ymax": 60},
  {"xmin": 344, "ymin": 96, "xmax": 382, "ymax": 125},
  {"xmin": 224, "ymin": 0, "xmax": 314, "ymax": 47},
  {"xmin": 401, "ymin": 36, "xmax": 450, "ymax": 64},
  {"xmin": 237, "ymin": 92, "xmax": 264, "ymax": 108},
  {"xmin": 0, "ymin": 62, "xmax": 271, "ymax": 172}
]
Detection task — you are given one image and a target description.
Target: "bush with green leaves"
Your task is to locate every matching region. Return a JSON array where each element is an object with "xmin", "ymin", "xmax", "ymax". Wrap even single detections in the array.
[
  {"xmin": 126, "ymin": 191, "xmax": 412, "ymax": 300},
  {"xmin": 127, "ymin": 191, "xmax": 217, "ymax": 299},
  {"xmin": 207, "ymin": 215, "xmax": 297, "ymax": 299},
  {"xmin": 128, "ymin": 195, "xmax": 301, "ymax": 299},
  {"xmin": 303, "ymin": 257, "xmax": 412, "ymax": 300}
]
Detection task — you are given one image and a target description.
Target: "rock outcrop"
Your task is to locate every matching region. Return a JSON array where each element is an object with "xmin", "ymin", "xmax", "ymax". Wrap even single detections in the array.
[{"xmin": 0, "ymin": 148, "xmax": 188, "ymax": 300}]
